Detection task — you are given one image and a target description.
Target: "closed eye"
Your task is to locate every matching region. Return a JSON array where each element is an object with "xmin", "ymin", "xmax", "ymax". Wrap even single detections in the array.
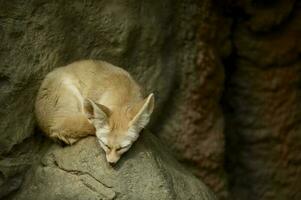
[
  {"xmin": 99, "ymin": 140, "xmax": 111, "ymax": 150},
  {"xmin": 116, "ymin": 145, "xmax": 130, "ymax": 151}
]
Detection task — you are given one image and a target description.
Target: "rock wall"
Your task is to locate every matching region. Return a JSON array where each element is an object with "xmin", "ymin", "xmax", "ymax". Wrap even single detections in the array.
[
  {"xmin": 154, "ymin": 1, "xmax": 229, "ymax": 198},
  {"xmin": 222, "ymin": 0, "xmax": 301, "ymax": 199}
]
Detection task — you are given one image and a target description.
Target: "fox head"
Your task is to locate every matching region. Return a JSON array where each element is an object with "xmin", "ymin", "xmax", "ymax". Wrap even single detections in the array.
[{"xmin": 83, "ymin": 93, "xmax": 154, "ymax": 165}]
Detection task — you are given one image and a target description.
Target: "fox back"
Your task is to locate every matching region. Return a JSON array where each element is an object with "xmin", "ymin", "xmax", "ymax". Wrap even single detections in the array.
[{"xmin": 35, "ymin": 60, "xmax": 154, "ymax": 164}]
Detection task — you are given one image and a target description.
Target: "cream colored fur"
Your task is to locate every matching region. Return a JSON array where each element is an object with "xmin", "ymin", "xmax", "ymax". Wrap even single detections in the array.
[{"xmin": 35, "ymin": 60, "xmax": 154, "ymax": 164}]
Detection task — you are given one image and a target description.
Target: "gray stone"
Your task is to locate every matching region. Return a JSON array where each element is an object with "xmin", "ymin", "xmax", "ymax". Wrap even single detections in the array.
[{"xmin": 12, "ymin": 132, "xmax": 216, "ymax": 200}]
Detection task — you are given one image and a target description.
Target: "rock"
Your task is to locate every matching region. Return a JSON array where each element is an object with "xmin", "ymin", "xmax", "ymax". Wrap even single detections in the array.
[
  {"xmin": 243, "ymin": 0, "xmax": 295, "ymax": 32},
  {"xmin": 0, "ymin": 136, "xmax": 44, "ymax": 199},
  {"xmin": 222, "ymin": 1, "xmax": 301, "ymax": 199},
  {"xmin": 155, "ymin": 1, "xmax": 228, "ymax": 198},
  {"xmin": 223, "ymin": 60, "xmax": 301, "ymax": 200},
  {"xmin": 234, "ymin": 2, "xmax": 301, "ymax": 67},
  {"xmin": 12, "ymin": 131, "xmax": 216, "ymax": 200},
  {"xmin": 158, "ymin": 44, "xmax": 226, "ymax": 198}
]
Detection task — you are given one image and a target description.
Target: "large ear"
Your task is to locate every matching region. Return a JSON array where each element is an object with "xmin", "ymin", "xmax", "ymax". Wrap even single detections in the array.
[
  {"xmin": 129, "ymin": 93, "xmax": 155, "ymax": 130},
  {"xmin": 83, "ymin": 99, "xmax": 110, "ymax": 126}
]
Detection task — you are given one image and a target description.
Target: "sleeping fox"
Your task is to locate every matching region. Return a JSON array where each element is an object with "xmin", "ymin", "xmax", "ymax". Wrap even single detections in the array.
[{"xmin": 35, "ymin": 60, "xmax": 154, "ymax": 164}]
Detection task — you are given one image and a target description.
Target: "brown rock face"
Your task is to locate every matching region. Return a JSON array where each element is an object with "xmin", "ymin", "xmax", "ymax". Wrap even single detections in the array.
[
  {"xmin": 224, "ymin": 61, "xmax": 301, "ymax": 200},
  {"xmin": 156, "ymin": 1, "xmax": 228, "ymax": 198},
  {"xmin": 223, "ymin": 1, "xmax": 301, "ymax": 199},
  {"xmin": 160, "ymin": 44, "xmax": 226, "ymax": 197}
]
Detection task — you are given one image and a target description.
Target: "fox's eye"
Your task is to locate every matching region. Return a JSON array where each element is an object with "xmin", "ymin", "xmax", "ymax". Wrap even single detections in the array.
[
  {"xmin": 116, "ymin": 145, "xmax": 130, "ymax": 151},
  {"xmin": 104, "ymin": 144, "xmax": 111, "ymax": 150},
  {"xmin": 99, "ymin": 140, "xmax": 111, "ymax": 150}
]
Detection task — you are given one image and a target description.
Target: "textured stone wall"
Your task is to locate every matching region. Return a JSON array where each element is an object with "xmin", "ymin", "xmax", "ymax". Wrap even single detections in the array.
[
  {"xmin": 222, "ymin": 0, "xmax": 301, "ymax": 199},
  {"xmin": 154, "ymin": 1, "xmax": 228, "ymax": 198}
]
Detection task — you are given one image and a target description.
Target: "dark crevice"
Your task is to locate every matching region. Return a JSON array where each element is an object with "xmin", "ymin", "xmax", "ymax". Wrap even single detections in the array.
[
  {"xmin": 0, "ymin": 74, "xmax": 10, "ymax": 90},
  {"xmin": 215, "ymin": 0, "xmax": 250, "ymax": 20},
  {"xmin": 251, "ymin": 0, "xmax": 281, "ymax": 8},
  {"xmin": 249, "ymin": 0, "xmax": 299, "ymax": 35},
  {"xmin": 219, "ymin": 17, "xmax": 238, "ymax": 189},
  {"xmin": 52, "ymin": 157, "xmax": 113, "ymax": 189}
]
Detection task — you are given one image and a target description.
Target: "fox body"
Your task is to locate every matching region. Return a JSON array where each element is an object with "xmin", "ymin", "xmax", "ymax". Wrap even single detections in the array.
[{"xmin": 35, "ymin": 60, "xmax": 154, "ymax": 164}]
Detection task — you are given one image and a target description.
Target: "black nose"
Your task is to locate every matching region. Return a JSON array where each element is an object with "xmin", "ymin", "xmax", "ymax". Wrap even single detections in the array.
[{"xmin": 108, "ymin": 161, "xmax": 116, "ymax": 166}]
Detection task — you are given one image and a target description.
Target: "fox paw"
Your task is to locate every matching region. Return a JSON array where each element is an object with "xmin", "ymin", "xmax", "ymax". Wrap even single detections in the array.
[
  {"xmin": 54, "ymin": 134, "xmax": 78, "ymax": 145},
  {"xmin": 59, "ymin": 136, "xmax": 79, "ymax": 145},
  {"xmin": 66, "ymin": 137, "xmax": 79, "ymax": 145}
]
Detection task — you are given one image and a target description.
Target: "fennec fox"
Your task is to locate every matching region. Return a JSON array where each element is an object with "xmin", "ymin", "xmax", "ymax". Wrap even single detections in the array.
[{"xmin": 35, "ymin": 60, "xmax": 154, "ymax": 164}]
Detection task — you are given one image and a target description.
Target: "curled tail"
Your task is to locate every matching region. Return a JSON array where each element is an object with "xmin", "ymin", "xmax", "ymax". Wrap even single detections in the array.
[{"xmin": 50, "ymin": 113, "xmax": 95, "ymax": 144}]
